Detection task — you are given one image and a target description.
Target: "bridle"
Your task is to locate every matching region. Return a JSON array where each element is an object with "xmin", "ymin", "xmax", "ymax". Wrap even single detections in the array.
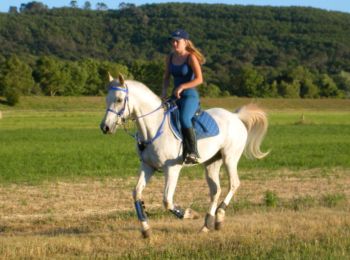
[
  {"xmin": 105, "ymin": 83, "xmax": 177, "ymax": 150},
  {"xmin": 106, "ymin": 85, "xmax": 129, "ymax": 123}
]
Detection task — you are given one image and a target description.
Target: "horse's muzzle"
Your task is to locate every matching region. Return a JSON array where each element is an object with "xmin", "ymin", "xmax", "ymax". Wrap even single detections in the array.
[{"xmin": 100, "ymin": 123, "xmax": 109, "ymax": 134}]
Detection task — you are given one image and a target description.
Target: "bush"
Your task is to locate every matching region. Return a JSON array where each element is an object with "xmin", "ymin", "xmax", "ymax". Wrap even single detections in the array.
[
  {"xmin": 264, "ymin": 190, "xmax": 279, "ymax": 207},
  {"xmin": 199, "ymin": 83, "xmax": 222, "ymax": 97},
  {"xmin": 4, "ymin": 88, "xmax": 19, "ymax": 106}
]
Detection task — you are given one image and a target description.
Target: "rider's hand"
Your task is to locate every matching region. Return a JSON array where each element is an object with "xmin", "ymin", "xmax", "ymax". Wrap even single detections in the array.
[{"xmin": 173, "ymin": 86, "xmax": 184, "ymax": 99}]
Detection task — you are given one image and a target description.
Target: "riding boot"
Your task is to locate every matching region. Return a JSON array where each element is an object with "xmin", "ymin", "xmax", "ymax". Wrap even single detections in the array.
[{"xmin": 182, "ymin": 127, "xmax": 200, "ymax": 164}]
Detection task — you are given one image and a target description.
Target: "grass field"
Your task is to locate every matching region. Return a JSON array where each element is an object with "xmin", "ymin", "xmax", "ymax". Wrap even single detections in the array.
[{"xmin": 0, "ymin": 97, "xmax": 350, "ymax": 258}]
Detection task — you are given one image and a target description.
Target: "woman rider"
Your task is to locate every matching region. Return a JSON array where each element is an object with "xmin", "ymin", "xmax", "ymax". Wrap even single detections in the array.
[{"xmin": 162, "ymin": 29, "xmax": 205, "ymax": 164}]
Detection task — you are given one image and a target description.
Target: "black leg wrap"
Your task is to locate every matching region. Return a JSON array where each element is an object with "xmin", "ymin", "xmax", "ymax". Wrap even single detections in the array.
[
  {"xmin": 135, "ymin": 200, "xmax": 147, "ymax": 222},
  {"xmin": 205, "ymin": 213, "xmax": 215, "ymax": 230},
  {"xmin": 170, "ymin": 206, "xmax": 184, "ymax": 219},
  {"xmin": 216, "ymin": 201, "xmax": 227, "ymax": 214}
]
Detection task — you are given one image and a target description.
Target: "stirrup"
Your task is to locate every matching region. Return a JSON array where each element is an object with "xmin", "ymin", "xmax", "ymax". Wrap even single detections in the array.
[{"xmin": 184, "ymin": 153, "xmax": 199, "ymax": 164}]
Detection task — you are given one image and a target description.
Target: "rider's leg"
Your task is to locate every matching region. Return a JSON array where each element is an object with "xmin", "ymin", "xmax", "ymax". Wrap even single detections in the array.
[{"xmin": 178, "ymin": 95, "xmax": 200, "ymax": 163}]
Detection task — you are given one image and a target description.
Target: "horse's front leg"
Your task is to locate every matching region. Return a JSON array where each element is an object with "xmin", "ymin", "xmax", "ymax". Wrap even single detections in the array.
[
  {"xmin": 163, "ymin": 165, "xmax": 199, "ymax": 219},
  {"xmin": 163, "ymin": 165, "xmax": 182, "ymax": 215},
  {"xmin": 132, "ymin": 163, "xmax": 154, "ymax": 238}
]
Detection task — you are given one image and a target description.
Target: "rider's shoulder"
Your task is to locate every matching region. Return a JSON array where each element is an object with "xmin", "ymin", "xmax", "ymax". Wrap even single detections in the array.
[{"xmin": 188, "ymin": 53, "xmax": 199, "ymax": 64}]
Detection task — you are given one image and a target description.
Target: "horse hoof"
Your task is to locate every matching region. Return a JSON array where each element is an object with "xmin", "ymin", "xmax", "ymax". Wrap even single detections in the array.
[
  {"xmin": 184, "ymin": 208, "xmax": 201, "ymax": 219},
  {"xmin": 142, "ymin": 229, "xmax": 151, "ymax": 239},
  {"xmin": 200, "ymin": 226, "xmax": 210, "ymax": 233},
  {"xmin": 215, "ymin": 222, "xmax": 222, "ymax": 230}
]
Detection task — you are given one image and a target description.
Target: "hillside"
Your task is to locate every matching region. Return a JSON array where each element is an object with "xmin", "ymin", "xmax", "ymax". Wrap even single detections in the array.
[
  {"xmin": 2, "ymin": 4, "xmax": 350, "ymax": 67},
  {"xmin": 0, "ymin": 3, "xmax": 350, "ymax": 98}
]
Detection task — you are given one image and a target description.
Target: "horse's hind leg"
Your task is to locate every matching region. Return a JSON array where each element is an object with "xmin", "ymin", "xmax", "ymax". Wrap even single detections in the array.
[
  {"xmin": 133, "ymin": 163, "xmax": 155, "ymax": 238},
  {"xmin": 215, "ymin": 155, "xmax": 241, "ymax": 230},
  {"xmin": 201, "ymin": 158, "xmax": 223, "ymax": 232}
]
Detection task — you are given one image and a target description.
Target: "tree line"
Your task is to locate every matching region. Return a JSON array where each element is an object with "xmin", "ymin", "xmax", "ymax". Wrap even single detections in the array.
[{"xmin": 1, "ymin": 3, "xmax": 350, "ymax": 104}]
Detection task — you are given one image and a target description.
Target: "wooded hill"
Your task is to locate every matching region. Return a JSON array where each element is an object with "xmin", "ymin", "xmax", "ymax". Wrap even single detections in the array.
[{"xmin": 1, "ymin": 3, "xmax": 350, "ymax": 102}]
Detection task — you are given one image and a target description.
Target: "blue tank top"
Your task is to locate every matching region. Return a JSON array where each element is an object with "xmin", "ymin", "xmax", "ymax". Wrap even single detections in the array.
[{"xmin": 169, "ymin": 54, "xmax": 198, "ymax": 97}]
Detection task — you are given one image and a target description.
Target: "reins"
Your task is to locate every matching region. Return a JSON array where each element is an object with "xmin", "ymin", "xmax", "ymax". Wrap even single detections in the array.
[{"xmin": 106, "ymin": 84, "xmax": 176, "ymax": 150}]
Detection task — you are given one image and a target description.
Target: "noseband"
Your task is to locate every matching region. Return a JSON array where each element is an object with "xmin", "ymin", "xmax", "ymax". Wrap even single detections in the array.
[{"xmin": 106, "ymin": 86, "xmax": 129, "ymax": 122}]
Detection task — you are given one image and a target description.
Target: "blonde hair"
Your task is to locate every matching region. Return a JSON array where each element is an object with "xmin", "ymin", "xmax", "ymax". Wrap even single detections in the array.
[{"xmin": 186, "ymin": 40, "xmax": 206, "ymax": 65}]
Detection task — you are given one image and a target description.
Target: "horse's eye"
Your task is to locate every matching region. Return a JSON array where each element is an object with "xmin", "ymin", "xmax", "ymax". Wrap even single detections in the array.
[{"xmin": 116, "ymin": 97, "xmax": 123, "ymax": 103}]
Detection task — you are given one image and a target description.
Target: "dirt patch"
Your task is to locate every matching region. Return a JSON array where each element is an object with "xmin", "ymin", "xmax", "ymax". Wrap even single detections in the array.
[
  {"xmin": 0, "ymin": 169, "xmax": 349, "ymax": 258},
  {"xmin": 0, "ymin": 168, "xmax": 349, "ymax": 222}
]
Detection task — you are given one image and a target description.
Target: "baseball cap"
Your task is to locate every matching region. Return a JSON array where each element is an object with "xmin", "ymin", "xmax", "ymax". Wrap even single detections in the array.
[{"xmin": 169, "ymin": 29, "xmax": 189, "ymax": 40}]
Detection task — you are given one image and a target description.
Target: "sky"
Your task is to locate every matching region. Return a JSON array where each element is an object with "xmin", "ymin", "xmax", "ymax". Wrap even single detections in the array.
[{"xmin": 1, "ymin": 0, "xmax": 350, "ymax": 13}]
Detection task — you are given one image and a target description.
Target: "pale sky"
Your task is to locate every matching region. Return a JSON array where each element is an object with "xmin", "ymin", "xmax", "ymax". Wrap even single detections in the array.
[{"xmin": 1, "ymin": 0, "xmax": 349, "ymax": 13}]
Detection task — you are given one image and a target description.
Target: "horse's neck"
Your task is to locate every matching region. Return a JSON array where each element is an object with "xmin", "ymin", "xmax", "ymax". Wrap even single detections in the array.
[{"xmin": 130, "ymin": 83, "xmax": 164, "ymax": 142}]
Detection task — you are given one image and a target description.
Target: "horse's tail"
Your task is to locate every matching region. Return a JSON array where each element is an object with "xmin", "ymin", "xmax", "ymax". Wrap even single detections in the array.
[{"xmin": 236, "ymin": 104, "xmax": 269, "ymax": 160}]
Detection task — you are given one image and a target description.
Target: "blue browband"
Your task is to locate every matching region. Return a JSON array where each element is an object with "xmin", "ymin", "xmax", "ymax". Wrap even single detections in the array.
[{"xmin": 110, "ymin": 86, "xmax": 128, "ymax": 93}]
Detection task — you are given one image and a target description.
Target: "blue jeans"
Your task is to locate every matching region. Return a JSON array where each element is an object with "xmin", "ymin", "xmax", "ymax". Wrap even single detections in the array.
[{"xmin": 175, "ymin": 91, "xmax": 199, "ymax": 128}]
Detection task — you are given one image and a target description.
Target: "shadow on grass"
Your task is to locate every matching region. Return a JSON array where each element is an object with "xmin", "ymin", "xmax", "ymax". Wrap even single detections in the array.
[{"xmin": 38, "ymin": 226, "xmax": 91, "ymax": 237}]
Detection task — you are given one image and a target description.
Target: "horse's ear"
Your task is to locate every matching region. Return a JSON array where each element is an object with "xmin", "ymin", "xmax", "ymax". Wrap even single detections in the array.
[
  {"xmin": 118, "ymin": 73, "xmax": 125, "ymax": 86},
  {"xmin": 108, "ymin": 72, "xmax": 114, "ymax": 82}
]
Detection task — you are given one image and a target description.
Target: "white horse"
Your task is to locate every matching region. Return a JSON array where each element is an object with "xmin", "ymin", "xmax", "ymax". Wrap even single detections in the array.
[{"xmin": 100, "ymin": 74, "xmax": 268, "ymax": 238}]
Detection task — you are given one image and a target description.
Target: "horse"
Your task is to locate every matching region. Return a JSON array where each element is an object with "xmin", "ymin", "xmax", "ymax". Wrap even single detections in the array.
[{"xmin": 100, "ymin": 73, "xmax": 269, "ymax": 238}]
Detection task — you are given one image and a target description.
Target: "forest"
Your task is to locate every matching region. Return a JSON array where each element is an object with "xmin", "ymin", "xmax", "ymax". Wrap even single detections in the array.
[{"xmin": 1, "ymin": 2, "xmax": 350, "ymax": 104}]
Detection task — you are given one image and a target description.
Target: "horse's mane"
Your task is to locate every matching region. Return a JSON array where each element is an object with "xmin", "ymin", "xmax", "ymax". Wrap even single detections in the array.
[{"xmin": 126, "ymin": 80, "xmax": 161, "ymax": 104}]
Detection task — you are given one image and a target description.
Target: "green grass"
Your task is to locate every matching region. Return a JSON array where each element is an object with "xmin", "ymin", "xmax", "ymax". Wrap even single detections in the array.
[
  {"xmin": 121, "ymin": 229, "xmax": 350, "ymax": 259},
  {"xmin": 0, "ymin": 128, "xmax": 139, "ymax": 183},
  {"xmin": 240, "ymin": 123, "xmax": 350, "ymax": 170},
  {"xmin": 1, "ymin": 97, "xmax": 350, "ymax": 183}
]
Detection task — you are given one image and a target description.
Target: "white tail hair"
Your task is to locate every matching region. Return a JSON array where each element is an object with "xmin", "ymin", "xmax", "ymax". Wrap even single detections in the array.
[{"xmin": 237, "ymin": 104, "xmax": 269, "ymax": 159}]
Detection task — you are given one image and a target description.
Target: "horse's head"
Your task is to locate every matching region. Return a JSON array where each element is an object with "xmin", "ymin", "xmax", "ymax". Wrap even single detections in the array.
[{"xmin": 100, "ymin": 73, "xmax": 130, "ymax": 134}]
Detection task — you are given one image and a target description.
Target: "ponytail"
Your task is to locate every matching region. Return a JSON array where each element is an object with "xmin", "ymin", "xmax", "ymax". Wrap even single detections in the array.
[{"xmin": 186, "ymin": 40, "xmax": 206, "ymax": 65}]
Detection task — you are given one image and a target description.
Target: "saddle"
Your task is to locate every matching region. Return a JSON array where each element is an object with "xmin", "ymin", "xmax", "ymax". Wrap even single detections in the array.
[{"xmin": 165, "ymin": 101, "xmax": 220, "ymax": 140}]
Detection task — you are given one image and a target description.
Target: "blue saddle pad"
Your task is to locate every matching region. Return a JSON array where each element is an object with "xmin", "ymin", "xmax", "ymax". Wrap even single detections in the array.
[{"xmin": 169, "ymin": 108, "xmax": 219, "ymax": 140}]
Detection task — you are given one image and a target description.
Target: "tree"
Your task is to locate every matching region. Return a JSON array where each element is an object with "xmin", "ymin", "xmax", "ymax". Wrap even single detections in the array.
[
  {"xmin": 318, "ymin": 74, "xmax": 339, "ymax": 97},
  {"xmin": 79, "ymin": 59, "xmax": 104, "ymax": 95},
  {"xmin": 83, "ymin": 1, "xmax": 92, "ymax": 10},
  {"xmin": 0, "ymin": 55, "xmax": 35, "ymax": 105},
  {"xmin": 4, "ymin": 88, "xmax": 20, "ymax": 106},
  {"xmin": 0, "ymin": 55, "xmax": 35, "ymax": 95},
  {"xmin": 288, "ymin": 66, "xmax": 319, "ymax": 98},
  {"xmin": 8, "ymin": 6, "xmax": 18, "ymax": 14},
  {"xmin": 33, "ymin": 56, "xmax": 66, "ymax": 96},
  {"xmin": 62, "ymin": 62, "xmax": 88, "ymax": 95},
  {"xmin": 260, "ymin": 81, "xmax": 279, "ymax": 98},
  {"xmin": 119, "ymin": 2, "xmax": 136, "ymax": 10},
  {"xmin": 334, "ymin": 71, "xmax": 350, "ymax": 98},
  {"xmin": 96, "ymin": 2, "xmax": 108, "ymax": 11},
  {"xmin": 130, "ymin": 60, "xmax": 163, "ymax": 94},
  {"xmin": 20, "ymin": 1, "xmax": 48, "ymax": 13},
  {"xmin": 198, "ymin": 83, "xmax": 222, "ymax": 97},
  {"xmin": 301, "ymin": 79, "xmax": 319, "ymax": 98},
  {"xmin": 70, "ymin": 1, "xmax": 78, "ymax": 8},
  {"xmin": 234, "ymin": 65, "xmax": 264, "ymax": 97},
  {"xmin": 278, "ymin": 80, "xmax": 300, "ymax": 98}
]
